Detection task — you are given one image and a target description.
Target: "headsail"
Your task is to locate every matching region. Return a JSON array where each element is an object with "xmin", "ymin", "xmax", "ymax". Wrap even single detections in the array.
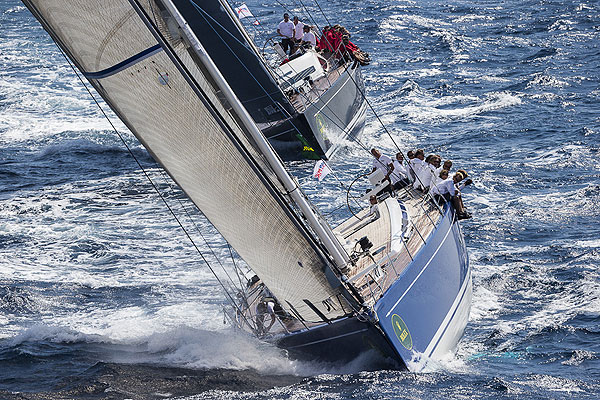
[
  {"xmin": 22, "ymin": 0, "xmax": 351, "ymax": 322},
  {"xmin": 170, "ymin": 0, "xmax": 296, "ymax": 124}
]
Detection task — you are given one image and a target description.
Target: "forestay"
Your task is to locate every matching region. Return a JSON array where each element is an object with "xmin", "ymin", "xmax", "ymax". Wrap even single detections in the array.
[{"xmin": 22, "ymin": 0, "xmax": 350, "ymax": 322}]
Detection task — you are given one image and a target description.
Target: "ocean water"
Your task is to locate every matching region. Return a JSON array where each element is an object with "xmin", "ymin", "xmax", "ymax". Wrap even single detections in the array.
[{"xmin": 1, "ymin": 0, "xmax": 599, "ymax": 398}]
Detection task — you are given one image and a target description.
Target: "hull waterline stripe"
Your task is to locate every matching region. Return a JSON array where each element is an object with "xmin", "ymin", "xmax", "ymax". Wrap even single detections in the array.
[{"xmin": 83, "ymin": 44, "xmax": 163, "ymax": 79}]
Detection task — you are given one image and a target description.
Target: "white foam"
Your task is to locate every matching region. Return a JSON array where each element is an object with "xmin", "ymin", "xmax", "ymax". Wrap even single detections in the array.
[
  {"xmin": 469, "ymin": 285, "xmax": 502, "ymax": 321},
  {"xmin": 574, "ymin": 239, "xmax": 600, "ymax": 248},
  {"xmin": 401, "ymin": 346, "xmax": 471, "ymax": 374},
  {"xmin": 515, "ymin": 375, "xmax": 585, "ymax": 394},
  {"xmin": 399, "ymin": 91, "xmax": 522, "ymax": 123},
  {"xmin": 8, "ymin": 324, "xmax": 106, "ymax": 346},
  {"xmin": 452, "ymin": 14, "xmax": 494, "ymax": 23},
  {"xmin": 4, "ymin": 5, "xmax": 26, "ymax": 13},
  {"xmin": 381, "ymin": 14, "xmax": 450, "ymax": 33},
  {"xmin": 143, "ymin": 327, "xmax": 304, "ymax": 374}
]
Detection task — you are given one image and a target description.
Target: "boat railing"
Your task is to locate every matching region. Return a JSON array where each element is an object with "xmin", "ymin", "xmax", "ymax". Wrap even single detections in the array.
[
  {"xmin": 351, "ymin": 257, "xmax": 389, "ymax": 306},
  {"xmin": 341, "ymin": 174, "xmax": 446, "ymax": 307}
]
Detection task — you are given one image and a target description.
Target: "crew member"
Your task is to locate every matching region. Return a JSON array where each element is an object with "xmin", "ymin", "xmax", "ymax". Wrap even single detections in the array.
[
  {"xmin": 408, "ymin": 149, "xmax": 425, "ymax": 185},
  {"xmin": 318, "ymin": 26, "xmax": 333, "ymax": 52},
  {"xmin": 367, "ymin": 195, "xmax": 380, "ymax": 220},
  {"xmin": 256, "ymin": 297, "xmax": 277, "ymax": 335},
  {"xmin": 277, "ymin": 13, "xmax": 294, "ymax": 55},
  {"xmin": 414, "ymin": 154, "xmax": 439, "ymax": 192},
  {"xmin": 292, "ymin": 16, "xmax": 304, "ymax": 43},
  {"xmin": 301, "ymin": 25, "xmax": 316, "ymax": 48},
  {"xmin": 370, "ymin": 148, "xmax": 394, "ymax": 182},
  {"xmin": 430, "ymin": 169, "xmax": 449, "ymax": 204},
  {"xmin": 434, "ymin": 171, "xmax": 471, "ymax": 220},
  {"xmin": 390, "ymin": 152, "xmax": 410, "ymax": 190}
]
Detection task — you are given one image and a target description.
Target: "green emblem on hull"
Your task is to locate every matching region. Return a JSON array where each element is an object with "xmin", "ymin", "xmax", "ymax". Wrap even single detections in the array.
[
  {"xmin": 315, "ymin": 113, "xmax": 330, "ymax": 143},
  {"xmin": 315, "ymin": 113, "xmax": 326, "ymax": 135},
  {"xmin": 295, "ymin": 133, "xmax": 319, "ymax": 160},
  {"xmin": 391, "ymin": 314, "xmax": 413, "ymax": 350}
]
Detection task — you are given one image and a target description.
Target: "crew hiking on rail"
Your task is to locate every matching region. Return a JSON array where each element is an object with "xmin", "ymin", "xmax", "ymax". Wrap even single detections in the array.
[{"xmin": 368, "ymin": 147, "xmax": 473, "ymax": 220}]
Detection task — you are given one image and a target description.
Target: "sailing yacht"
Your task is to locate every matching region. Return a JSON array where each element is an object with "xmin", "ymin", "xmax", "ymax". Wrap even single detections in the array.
[
  {"xmin": 22, "ymin": 0, "xmax": 471, "ymax": 370},
  {"xmin": 170, "ymin": 0, "xmax": 368, "ymax": 160}
]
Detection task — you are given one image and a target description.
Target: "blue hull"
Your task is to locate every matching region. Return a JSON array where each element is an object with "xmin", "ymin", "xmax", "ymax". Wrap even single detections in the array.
[
  {"xmin": 375, "ymin": 205, "xmax": 472, "ymax": 366},
  {"xmin": 275, "ymin": 205, "xmax": 471, "ymax": 370},
  {"xmin": 276, "ymin": 316, "xmax": 404, "ymax": 369}
]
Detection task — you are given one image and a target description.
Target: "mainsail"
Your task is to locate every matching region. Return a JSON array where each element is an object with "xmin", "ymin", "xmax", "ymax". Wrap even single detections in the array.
[{"xmin": 22, "ymin": 0, "xmax": 352, "ymax": 322}]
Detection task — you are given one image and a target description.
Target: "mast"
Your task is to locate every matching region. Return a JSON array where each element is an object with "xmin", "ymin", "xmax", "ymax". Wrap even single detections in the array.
[
  {"xmin": 22, "ymin": 0, "xmax": 356, "ymax": 323},
  {"xmin": 160, "ymin": 0, "xmax": 350, "ymax": 269}
]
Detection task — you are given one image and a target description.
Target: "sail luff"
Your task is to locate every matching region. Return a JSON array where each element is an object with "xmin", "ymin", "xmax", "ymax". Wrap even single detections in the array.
[{"xmin": 159, "ymin": 0, "xmax": 351, "ymax": 269}]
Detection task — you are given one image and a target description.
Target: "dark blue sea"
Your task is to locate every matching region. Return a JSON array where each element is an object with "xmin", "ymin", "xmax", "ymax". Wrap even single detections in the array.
[{"xmin": 1, "ymin": 0, "xmax": 599, "ymax": 398}]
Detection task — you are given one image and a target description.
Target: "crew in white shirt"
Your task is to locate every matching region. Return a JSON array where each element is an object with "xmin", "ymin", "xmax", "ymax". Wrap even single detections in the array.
[
  {"xmin": 277, "ymin": 13, "xmax": 295, "ymax": 55},
  {"xmin": 408, "ymin": 149, "xmax": 425, "ymax": 183},
  {"xmin": 431, "ymin": 170, "xmax": 471, "ymax": 220},
  {"xmin": 301, "ymin": 25, "xmax": 316, "ymax": 47},
  {"xmin": 367, "ymin": 195, "xmax": 380, "ymax": 220},
  {"xmin": 422, "ymin": 155, "xmax": 441, "ymax": 191},
  {"xmin": 414, "ymin": 152, "xmax": 438, "ymax": 191},
  {"xmin": 292, "ymin": 16, "xmax": 304, "ymax": 41},
  {"xmin": 430, "ymin": 170, "xmax": 453, "ymax": 198},
  {"xmin": 390, "ymin": 152, "xmax": 409, "ymax": 190},
  {"xmin": 437, "ymin": 159, "xmax": 452, "ymax": 176},
  {"xmin": 370, "ymin": 148, "xmax": 393, "ymax": 181}
]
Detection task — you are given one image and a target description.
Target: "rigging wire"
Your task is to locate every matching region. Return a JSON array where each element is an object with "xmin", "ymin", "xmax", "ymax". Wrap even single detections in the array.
[
  {"xmin": 154, "ymin": 167, "xmax": 249, "ymax": 294},
  {"xmin": 296, "ymin": 0, "xmax": 324, "ymax": 32},
  {"xmin": 222, "ymin": 0, "xmax": 440, "ymax": 201},
  {"xmin": 188, "ymin": 0, "xmax": 317, "ymax": 148},
  {"xmin": 228, "ymin": 243, "xmax": 248, "ymax": 289},
  {"xmin": 52, "ymin": 40, "xmax": 257, "ymax": 332},
  {"xmin": 188, "ymin": 0, "xmax": 375, "ymax": 217},
  {"xmin": 189, "ymin": 0, "xmax": 429, "ymax": 220},
  {"xmin": 188, "ymin": 0, "xmax": 361, "ymax": 151},
  {"xmin": 312, "ymin": 0, "xmax": 331, "ymax": 26},
  {"xmin": 194, "ymin": 0, "xmax": 446, "ymax": 222},
  {"xmin": 191, "ymin": 0, "xmax": 370, "ymax": 157},
  {"xmin": 269, "ymin": 1, "xmax": 431, "ymax": 197}
]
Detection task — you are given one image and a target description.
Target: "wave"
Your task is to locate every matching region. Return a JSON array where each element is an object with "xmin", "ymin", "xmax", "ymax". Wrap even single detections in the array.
[
  {"xmin": 399, "ymin": 91, "xmax": 522, "ymax": 123},
  {"xmin": 2, "ymin": 324, "xmax": 388, "ymax": 377},
  {"xmin": 524, "ymin": 47, "xmax": 558, "ymax": 62}
]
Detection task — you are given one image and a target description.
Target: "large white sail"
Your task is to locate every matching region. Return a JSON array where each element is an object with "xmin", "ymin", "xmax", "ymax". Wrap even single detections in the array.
[{"xmin": 23, "ymin": 0, "xmax": 352, "ymax": 322}]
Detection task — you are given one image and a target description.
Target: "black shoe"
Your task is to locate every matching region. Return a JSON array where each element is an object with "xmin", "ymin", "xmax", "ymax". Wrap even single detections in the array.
[{"xmin": 457, "ymin": 212, "xmax": 472, "ymax": 220}]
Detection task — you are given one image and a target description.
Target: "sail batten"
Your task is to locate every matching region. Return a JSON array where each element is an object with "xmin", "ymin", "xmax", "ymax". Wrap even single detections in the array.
[
  {"xmin": 23, "ymin": 0, "xmax": 351, "ymax": 322},
  {"xmin": 82, "ymin": 44, "xmax": 163, "ymax": 79}
]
